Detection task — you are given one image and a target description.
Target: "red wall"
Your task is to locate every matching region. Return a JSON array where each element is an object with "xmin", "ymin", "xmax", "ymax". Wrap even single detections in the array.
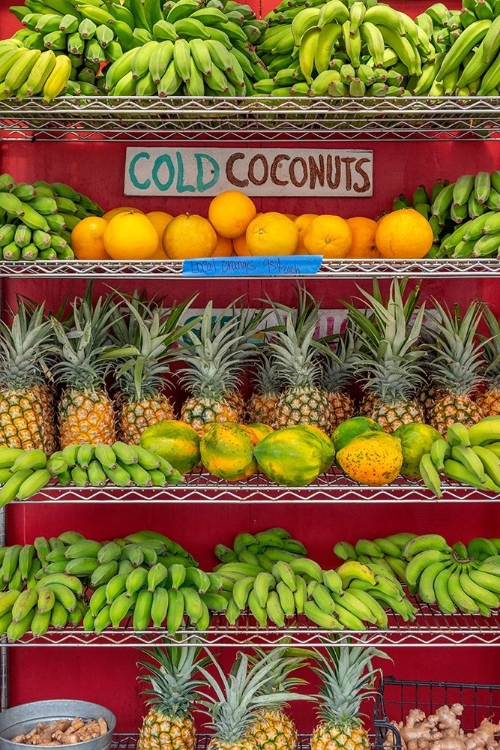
[{"xmin": 2, "ymin": 0, "xmax": 500, "ymax": 736}]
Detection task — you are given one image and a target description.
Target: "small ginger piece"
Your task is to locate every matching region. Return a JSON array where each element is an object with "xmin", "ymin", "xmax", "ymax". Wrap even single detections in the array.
[
  {"xmin": 65, "ymin": 720, "xmax": 84, "ymax": 734},
  {"xmin": 434, "ymin": 705, "xmax": 464, "ymax": 735},
  {"xmin": 466, "ymin": 719, "xmax": 500, "ymax": 750},
  {"xmin": 432, "ymin": 737, "xmax": 467, "ymax": 750}
]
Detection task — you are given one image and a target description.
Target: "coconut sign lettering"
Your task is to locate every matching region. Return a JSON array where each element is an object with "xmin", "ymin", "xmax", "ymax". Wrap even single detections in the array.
[{"xmin": 124, "ymin": 147, "xmax": 373, "ymax": 197}]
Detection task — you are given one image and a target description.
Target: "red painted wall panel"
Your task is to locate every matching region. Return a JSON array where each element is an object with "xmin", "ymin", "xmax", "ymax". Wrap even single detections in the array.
[{"xmin": 1, "ymin": 0, "xmax": 500, "ymax": 735}]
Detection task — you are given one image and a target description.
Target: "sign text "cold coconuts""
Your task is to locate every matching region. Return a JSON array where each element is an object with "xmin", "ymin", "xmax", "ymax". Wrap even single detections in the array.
[{"xmin": 124, "ymin": 148, "xmax": 373, "ymax": 197}]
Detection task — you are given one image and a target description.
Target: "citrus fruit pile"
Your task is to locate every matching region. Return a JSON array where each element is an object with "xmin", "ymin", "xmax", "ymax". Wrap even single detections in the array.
[{"xmin": 71, "ymin": 192, "xmax": 434, "ymax": 262}]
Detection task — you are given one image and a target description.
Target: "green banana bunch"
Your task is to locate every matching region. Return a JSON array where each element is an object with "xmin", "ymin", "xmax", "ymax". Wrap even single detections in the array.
[
  {"xmin": 258, "ymin": 1, "xmax": 436, "ymax": 98},
  {"xmin": 0, "ymin": 173, "xmax": 104, "ymax": 262},
  {"xmin": 0, "ymin": 441, "xmax": 182, "ymax": 490},
  {"xmin": 0, "ymin": 447, "xmax": 51, "ymax": 506},
  {"xmin": 60, "ymin": 441, "xmax": 181, "ymax": 487},
  {"xmin": 393, "ymin": 171, "xmax": 500, "ymax": 258},
  {"xmin": 420, "ymin": 417, "xmax": 500, "ymax": 496},
  {"xmin": 214, "ymin": 528, "xmax": 308, "ymax": 565},
  {"xmin": 3, "ymin": 0, "xmax": 268, "ymax": 99}
]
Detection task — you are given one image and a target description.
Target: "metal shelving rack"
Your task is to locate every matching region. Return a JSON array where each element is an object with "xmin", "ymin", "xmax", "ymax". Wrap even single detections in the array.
[
  {"xmin": 1, "ymin": 95, "xmax": 500, "ymax": 142},
  {"xmin": 5, "ymin": 600, "xmax": 500, "ymax": 648},
  {"xmin": 0, "ymin": 258, "xmax": 498, "ymax": 278},
  {"xmin": 11, "ymin": 472, "xmax": 499, "ymax": 503},
  {"xmin": 2, "ymin": 95, "xmax": 499, "ymax": 727}
]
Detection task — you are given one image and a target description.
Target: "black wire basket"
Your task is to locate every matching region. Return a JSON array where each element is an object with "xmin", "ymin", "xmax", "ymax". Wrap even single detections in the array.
[{"xmin": 373, "ymin": 677, "xmax": 500, "ymax": 750}]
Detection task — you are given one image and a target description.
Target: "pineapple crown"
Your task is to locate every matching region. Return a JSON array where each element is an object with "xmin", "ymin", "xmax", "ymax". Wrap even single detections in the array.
[
  {"xmin": 102, "ymin": 291, "xmax": 199, "ymax": 400},
  {"xmin": 321, "ymin": 329, "xmax": 360, "ymax": 393},
  {"xmin": 266, "ymin": 286, "xmax": 331, "ymax": 388},
  {"xmin": 0, "ymin": 297, "xmax": 53, "ymax": 390},
  {"xmin": 137, "ymin": 643, "xmax": 210, "ymax": 719},
  {"xmin": 312, "ymin": 640, "xmax": 390, "ymax": 730},
  {"xmin": 198, "ymin": 651, "xmax": 305, "ymax": 743},
  {"xmin": 178, "ymin": 301, "xmax": 266, "ymax": 400},
  {"xmin": 343, "ymin": 280, "xmax": 426, "ymax": 402},
  {"xmin": 247, "ymin": 647, "xmax": 311, "ymax": 704},
  {"xmin": 426, "ymin": 300, "xmax": 485, "ymax": 397},
  {"xmin": 251, "ymin": 350, "xmax": 281, "ymax": 397},
  {"xmin": 479, "ymin": 304, "xmax": 500, "ymax": 388},
  {"xmin": 50, "ymin": 289, "xmax": 115, "ymax": 391}
]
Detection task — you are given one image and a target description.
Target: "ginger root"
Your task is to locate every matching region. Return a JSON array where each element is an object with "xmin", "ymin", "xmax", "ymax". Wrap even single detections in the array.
[
  {"xmin": 10, "ymin": 717, "xmax": 109, "ymax": 745},
  {"xmin": 466, "ymin": 719, "xmax": 500, "ymax": 750},
  {"xmin": 386, "ymin": 704, "xmax": 500, "ymax": 750}
]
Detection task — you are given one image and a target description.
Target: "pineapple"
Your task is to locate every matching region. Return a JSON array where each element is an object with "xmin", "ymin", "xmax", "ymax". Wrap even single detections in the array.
[
  {"xmin": 357, "ymin": 392, "xmax": 380, "ymax": 417},
  {"xmin": 246, "ymin": 648, "xmax": 310, "ymax": 750},
  {"xmin": 179, "ymin": 302, "xmax": 261, "ymax": 434},
  {"xmin": 417, "ymin": 324, "xmax": 442, "ymax": 421},
  {"xmin": 322, "ymin": 330, "xmax": 357, "ymax": 432},
  {"xmin": 0, "ymin": 299, "xmax": 55, "ymax": 452},
  {"xmin": 246, "ymin": 353, "xmax": 280, "ymax": 425},
  {"xmin": 345, "ymin": 281, "xmax": 426, "ymax": 431},
  {"xmin": 426, "ymin": 300, "xmax": 485, "ymax": 434},
  {"xmin": 51, "ymin": 292, "xmax": 116, "ymax": 447},
  {"xmin": 137, "ymin": 645, "xmax": 209, "ymax": 750},
  {"xmin": 476, "ymin": 304, "xmax": 500, "ymax": 416},
  {"xmin": 310, "ymin": 641, "xmax": 388, "ymax": 750},
  {"xmin": 268, "ymin": 288, "xmax": 330, "ymax": 431},
  {"xmin": 199, "ymin": 651, "xmax": 304, "ymax": 750},
  {"xmin": 106, "ymin": 292, "xmax": 197, "ymax": 444}
]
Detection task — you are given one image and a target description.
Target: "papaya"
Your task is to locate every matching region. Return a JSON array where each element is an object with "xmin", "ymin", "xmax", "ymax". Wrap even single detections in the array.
[
  {"xmin": 337, "ymin": 431, "xmax": 403, "ymax": 486},
  {"xmin": 140, "ymin": 420, "xmax": 200, "ymax": 475},
  {"xmin": 332, "ymin": 416, "xmax": 384, "ymax": 453},
  {"xmin": 254, "ymin": 426, "xmax": 333, "ymax": 486},
  {"xmin": 246, "ymin": 423, "xmax": 274, "ymax": 444},
  {"xmin": 285, "ymin": 424, "xmax": 335, "ymax": 473},
  {"xmin": 200, "ymin": 423, "xmax": 256, "ymax": 482},
  {"xmin": 393, "ymin": 423, "xmax": 442, "ymax": 479}
]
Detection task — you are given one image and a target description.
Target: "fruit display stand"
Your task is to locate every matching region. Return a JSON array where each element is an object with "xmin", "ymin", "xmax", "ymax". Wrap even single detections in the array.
[{"xmin": 3, "ymin": 0, "xmax": 500, "ymax": 743}]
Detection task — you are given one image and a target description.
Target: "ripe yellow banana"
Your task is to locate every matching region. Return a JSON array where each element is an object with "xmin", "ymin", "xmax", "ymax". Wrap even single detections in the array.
[
  {"xmin": 299, "ymin": 27, "xmax": 320, "ymax": 84},
  {"xmin": 42, "ymin": 53, "xmax": 71, "ymax": 101}
]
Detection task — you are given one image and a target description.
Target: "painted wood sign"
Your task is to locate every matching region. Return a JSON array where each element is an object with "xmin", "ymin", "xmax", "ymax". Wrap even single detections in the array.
[{"xmin": 124, "ymin": 147, "xmax": 373, "ymax": 197}]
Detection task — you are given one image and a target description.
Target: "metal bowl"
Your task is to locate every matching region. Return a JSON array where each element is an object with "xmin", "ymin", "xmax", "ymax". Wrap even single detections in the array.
[{"xmin": 0, "ymin": 700, "xmax": 116, "ymax": 750}]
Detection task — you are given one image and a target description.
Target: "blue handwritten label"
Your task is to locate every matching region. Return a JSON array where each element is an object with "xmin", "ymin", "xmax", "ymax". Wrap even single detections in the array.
[{"xmin": 182, "ymin": 256, "xmax": 323, "ymax": 277}]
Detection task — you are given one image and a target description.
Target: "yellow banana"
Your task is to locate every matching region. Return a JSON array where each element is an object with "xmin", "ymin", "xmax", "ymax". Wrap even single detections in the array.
[
  {"xmin": 299, "ymin": 27, "xmax": 320, "ymax": 84},
  {"xmin": 314, "ymin": 23, "xmax": 343, "ymax": 74},
  {"xmin": 42, "ymin": 53, "xmax": 71, "ymax": 101}
]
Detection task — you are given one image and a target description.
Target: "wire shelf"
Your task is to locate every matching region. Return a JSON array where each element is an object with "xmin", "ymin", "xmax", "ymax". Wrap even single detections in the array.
[
  {"xmin": 10, "ymin": 469, "xmax": 500, "ymax": 504},
  {"xmin": 1, "ymin": 96, "xmax": 500, "ymax": 142},
  {"xmin": 112, "ymin": 735, "xmax": 313, "ymax": 750},
  {"xmin": 5, "ymin": 599, "xmax": 500, "ymax": 647},
  {"xmin": 0, "ymin": 259, "xmax": 499, "ymax": 279}
]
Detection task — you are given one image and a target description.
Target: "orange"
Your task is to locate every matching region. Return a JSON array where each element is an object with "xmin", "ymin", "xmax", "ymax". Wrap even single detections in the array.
[
  {"xmin": 146, "ymin": 211, "xmax": 174, "ymax": 260},
  {"xmin": 302, "ymin": 215, "xmax": 352, "ymax": 258},
  {"xmin": 212, "ymin": 234, "xmax": 234, "ymax": 257},
  {"xmin": 345, "ymin": 217, "xmax": 381, "ymax": 259},
  {"xmin": 284, "ymin": 213, "xmax": 297, "ymax": 220},
  {"xmin": 294, "ymin": 213, "xmax": 318, "ymax": 254},
  {"xmin": 208, "ymin": 190, "xmax": 257, "ymax": 238},
  {"xmin": 376, "ymin": 208, "xmax": 434, "ymax": 259},
  {"xmin": 246, "ymin": 212, "xmax": 298, "ymax": 256},
  {"xmin": 71, "ymin": 216, "xmax": 110, "ymax": 261},
  {"xmin": 233, "ymin": 234, "xmax": 251, "ymax": 256},
  {"xmin": 103, "ymin": 211, "xmax": 158, "ymax": 260},
  {"xmin": 163, "ymin": 213, "xmax": 217, "ymax": 260},
  {"xmin": 102, "ymin": 206, "xmax": 143, "ymax": 222}
]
